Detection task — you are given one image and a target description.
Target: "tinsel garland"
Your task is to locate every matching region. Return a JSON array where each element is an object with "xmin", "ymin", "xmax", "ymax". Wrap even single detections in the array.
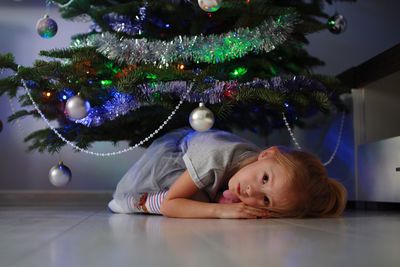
[
  {"xmin": 71, "ymin": 13, "xmax": 299, "ymax": 66},
  {"xmin": 75, "ymin": 89, "xmax": 139, "ymax": 127},
  {"xmin": 97, "ymin": 3, "xmax": 147, "ymax": 36},
  {"xmin": 72, "ymin": 75, "xmax": 327, "ymax": 127}
]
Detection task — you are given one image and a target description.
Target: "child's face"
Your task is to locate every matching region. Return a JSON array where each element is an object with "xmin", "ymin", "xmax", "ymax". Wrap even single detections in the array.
[{"xmin": 228, "ymin": 146, "xmax": 296, "ymax": 209}]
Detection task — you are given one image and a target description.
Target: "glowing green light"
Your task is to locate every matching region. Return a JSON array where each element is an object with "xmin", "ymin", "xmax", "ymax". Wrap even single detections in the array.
[
  {"xmin": 101, "ymin": 80, "xmax": 113, "ymax": 86},
  {"xmin": 146, "ymin": 73, "xmax": 158, "ymax": 80},
  {"xmin": 105, "ymin": 62, "xmax": 113, "ymax": 69},
  {"xmin": 152, "ymin": 92, "xmax": 161, "ymax": 100},
  {"xmin": 269, "ymin": 66, "xmax": 278, "ymax": 76},
  {"xmin": 230, "ymin": 67, "xmax": 248, "ymax": 78},
  {"xmin": 105, "ymin": 62, "xmax": 121, "ymax": 74},
  {"xmin": 276, "ymin": 16, "xmax": 282, "ymax": 25},
  {"xmin": 328, "ymin": 19, "xmax": 336, "ymax": 26}
]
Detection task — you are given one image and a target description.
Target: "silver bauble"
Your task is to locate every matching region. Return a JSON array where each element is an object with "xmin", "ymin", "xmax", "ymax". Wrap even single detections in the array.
[
  {"xmin": 189, "ymin": 103, "xmax": 215, "ymax": 131},
  {"xmin": 327, "ymin": 13, "xmax": 347, "ymax": 34},
  {"xmin": 49, "ymin": 161, "xmax": 72, "ymax": 187},
  {"xmin": 198, "ymin": 0, "xmax": 222, "ymax": 12},
  {"xmin": 65, "ymin": 95, "xmax": 90, "ymax": 120}
]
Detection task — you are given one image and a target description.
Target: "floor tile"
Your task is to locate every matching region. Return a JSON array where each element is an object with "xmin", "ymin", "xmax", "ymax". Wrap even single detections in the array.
[{"xmin": 1, "ymin": 206, "xmax": 400, "ymax": 267}]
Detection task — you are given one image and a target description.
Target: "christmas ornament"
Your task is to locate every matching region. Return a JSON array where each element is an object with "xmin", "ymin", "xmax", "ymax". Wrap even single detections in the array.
[
  {"xmin": 327, "ymin": 13, "xmax": 347, "ymax": 34},
  {"xmin": 189, "ymin": 103, "xmax": 215, "ymax": 131},
  {"xmin": 0, "ymin": 120, "xmax": 3, "ymax": 133},
  {"xmin": 36, "ymin": 14, "xmax": 58, "ymax": 39},
  {"xmin": 198, "ymin": 0, "xmax": 222, "ymax": 12},
  {"xmin": 65, "ymin": 95, "xmax": 90, "ymax": 120},
  {"xmin": 49, "ymin": 161, "xmax": 72, "ymax": 187}
]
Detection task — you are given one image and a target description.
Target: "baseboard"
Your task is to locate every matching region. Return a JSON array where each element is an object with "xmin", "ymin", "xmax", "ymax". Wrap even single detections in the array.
[
  {"xmin": 0, "ymin": 190, "xmax": 113, "ymax": 206},
  {"xmin": 4, "ymin": 192, "xmax": 398, "ymax": 210},
  {"xmin": 346, "ymin": 200, "xmax": 400, "ymax": 211}
]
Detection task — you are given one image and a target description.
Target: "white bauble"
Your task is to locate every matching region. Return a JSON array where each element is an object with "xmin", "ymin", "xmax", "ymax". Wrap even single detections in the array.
[
  {"xmin": 65, "ymin": 95, "xmax": 90, "ymax": 120},
  {"xmin": 49, "ymin": 162, "xmax": 72, "ymax": 187},
  {"xmin": 189, "ymin": 103, "xmax": 215, "ymax": 131}
]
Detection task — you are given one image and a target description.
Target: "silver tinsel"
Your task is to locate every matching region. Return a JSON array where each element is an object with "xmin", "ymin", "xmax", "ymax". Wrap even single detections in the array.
[
  {"xmin": 75, "ymin": 89, "xmax": 139, "ymax": 127},
  {"xmin": 139, "ymin": 81, "xmax": 224, "ymax": 104},
  {"xmin": 73, "ymin": 76, "xmax": 327, "ymax": 127},
  {"xmin": 71, "ymin": 13, "xmax": 299, "ymax": 66},
  {"xmin": 98, "ymin": 5, "xmax": 147, "ymax": 36}
]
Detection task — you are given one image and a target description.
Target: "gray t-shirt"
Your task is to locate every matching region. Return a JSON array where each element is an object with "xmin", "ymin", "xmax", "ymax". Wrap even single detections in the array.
[
  {"xmin": 182, "ymin": 129, "xmax": 262, "ymax": 200},
  {"xmin": 112, "ymin": 127, "xmax": 261, "ymax": 211}
]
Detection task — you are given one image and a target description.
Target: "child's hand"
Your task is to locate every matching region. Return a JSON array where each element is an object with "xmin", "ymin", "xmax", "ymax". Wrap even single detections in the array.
[{"xmin": 217, "ymin": 202, "xmax": 270, "ymax": 219}]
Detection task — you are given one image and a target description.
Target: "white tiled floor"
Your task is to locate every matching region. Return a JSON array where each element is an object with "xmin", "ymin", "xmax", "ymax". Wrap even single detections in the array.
[{"xmin": 1, "ymin": 205, "xmax": 399, "ymax": 267}]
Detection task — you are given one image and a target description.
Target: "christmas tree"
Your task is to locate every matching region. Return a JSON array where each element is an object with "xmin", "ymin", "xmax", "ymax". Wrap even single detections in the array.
[{"xmin": 0, "ymin": 0, "xmax": 354, "ymax": 154}]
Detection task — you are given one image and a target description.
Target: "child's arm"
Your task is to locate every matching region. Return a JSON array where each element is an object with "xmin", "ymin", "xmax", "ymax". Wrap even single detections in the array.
[{"xmin": 160, "ymin": 170, "xmax": 269, "ymax": 219}]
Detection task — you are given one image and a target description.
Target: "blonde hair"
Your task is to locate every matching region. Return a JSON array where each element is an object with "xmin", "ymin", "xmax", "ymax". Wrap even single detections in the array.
[
  {"xmin": 274, "ymin": 150, "xmax": 347, "ymax": 218},
  {"xmin": 236, "ymin": 148, "xmax": 347, "ymax": 218}
]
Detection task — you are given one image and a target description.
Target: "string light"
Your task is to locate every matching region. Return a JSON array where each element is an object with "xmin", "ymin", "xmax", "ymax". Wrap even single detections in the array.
[
  {"xmin": 177, "ymin": 64, "xmax": 185, "ymax": 70},
  {"xmin": 42, "ymin": 90, "xmax": 53, "ymax": 99}
]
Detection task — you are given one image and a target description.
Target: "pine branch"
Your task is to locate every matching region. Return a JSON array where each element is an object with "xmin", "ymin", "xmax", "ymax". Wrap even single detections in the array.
[
  {"xmin": 0, "ymin": 53, "xmax": 18, "ymax": 71},
  {"xmin": 40, "ymin": 47, "xmax": 99, "ymax": 59},
  {"xmin": 0, "ymin": 76, "xmax": 20, "ymax": 97},
  {"xmin": 0, "ymin": 0, "xmax": 357, "ymax": 153},
  {"xmin": 7, "ymin": 110, "xmax": 37, "ymax": 122}
]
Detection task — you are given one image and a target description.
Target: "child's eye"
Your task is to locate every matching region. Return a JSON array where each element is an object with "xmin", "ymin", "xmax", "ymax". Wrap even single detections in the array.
[
  {"xmin": 264, "ymin": 195, "xmax": 270, "ymax": 205},
  {"xmin": 262, "ymin": 175, "xmax": 269, "ymax": 184}
]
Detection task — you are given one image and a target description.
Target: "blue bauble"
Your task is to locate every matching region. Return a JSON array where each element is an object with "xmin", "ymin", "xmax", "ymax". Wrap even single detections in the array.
[{"xmin": 36, "ymin": 14, "xmax": 58, "ymax": 39}]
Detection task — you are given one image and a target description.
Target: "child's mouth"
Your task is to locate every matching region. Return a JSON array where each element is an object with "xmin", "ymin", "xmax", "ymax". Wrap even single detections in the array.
[{"xmin": 236, "ymin": 183, "xmax": 241, "ymax": 195}]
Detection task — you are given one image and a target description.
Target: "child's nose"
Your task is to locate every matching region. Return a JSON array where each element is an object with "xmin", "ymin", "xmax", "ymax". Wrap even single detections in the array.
[{"xmin": 246, "ymin": 185, "xmax": 263, "ymax": 197}]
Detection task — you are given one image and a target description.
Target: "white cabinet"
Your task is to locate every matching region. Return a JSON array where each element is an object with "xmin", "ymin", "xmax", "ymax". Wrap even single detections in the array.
[
  {"xmin": 352, "ymin": 70, "xmax": 400, "ymax": 202},
  {"xmin": 358, "ymin": 136, "xmax": 400, "ymax": 202}
]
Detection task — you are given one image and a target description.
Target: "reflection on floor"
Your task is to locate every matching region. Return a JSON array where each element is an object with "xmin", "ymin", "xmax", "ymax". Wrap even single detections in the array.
[{"xmin": 0, "ymin": 205, "xmax": 399, "ymax": 267}]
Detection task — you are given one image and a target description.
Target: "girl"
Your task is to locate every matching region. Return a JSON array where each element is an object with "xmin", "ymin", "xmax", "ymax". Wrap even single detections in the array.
[{"xmin": 108, "ymin": 127, "xmax": 347, "ymax": 218}]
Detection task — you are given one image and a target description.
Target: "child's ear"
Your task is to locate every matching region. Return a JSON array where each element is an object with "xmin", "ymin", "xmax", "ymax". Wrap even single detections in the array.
[{"xmin": 258, "ymin": 146, "xmax": 279, "ymax": 160}]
